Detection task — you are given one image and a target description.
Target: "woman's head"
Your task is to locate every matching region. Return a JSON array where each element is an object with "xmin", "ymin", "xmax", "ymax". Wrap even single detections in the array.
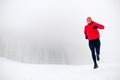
[{"xmin": 86, "ymin": 17, "xmax": 92, "ymax": 24}]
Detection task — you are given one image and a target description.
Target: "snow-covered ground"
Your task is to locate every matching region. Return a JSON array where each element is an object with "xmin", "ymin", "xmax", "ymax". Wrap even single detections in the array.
[{"xmin": 0, "ymin": 57, "xmax": 120, "ymax": 80}]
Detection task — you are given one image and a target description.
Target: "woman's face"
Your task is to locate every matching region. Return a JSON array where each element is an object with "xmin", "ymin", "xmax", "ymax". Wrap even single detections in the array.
[{"xmin": 86, "ymin": 17, "xmax": 92, "ymax": 24}]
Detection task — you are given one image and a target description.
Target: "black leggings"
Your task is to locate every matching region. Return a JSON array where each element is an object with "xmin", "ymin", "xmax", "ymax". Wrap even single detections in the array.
[{"xmin": 89, "ymin": 38, "xmax": 100, "ymax": 65}]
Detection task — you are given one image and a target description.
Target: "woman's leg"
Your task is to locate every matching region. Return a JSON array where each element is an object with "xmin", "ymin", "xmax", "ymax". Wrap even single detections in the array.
[
  {"xmin": 95, "ymin": 39, "xmax": 101, "ymax": 61},
  {"xmin": 89, "ymin": 41, "xmax": 98, "ymax": 68}
]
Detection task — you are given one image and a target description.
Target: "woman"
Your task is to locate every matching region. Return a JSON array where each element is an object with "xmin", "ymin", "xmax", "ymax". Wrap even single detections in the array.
[{"xmin": 84, "ymin": 17, "xmax": 104, "ymax": 69}]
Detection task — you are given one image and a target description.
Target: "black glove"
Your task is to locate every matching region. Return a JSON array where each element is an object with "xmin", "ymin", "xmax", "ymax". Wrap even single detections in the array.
[
  {"xmin": 85, "ymin": 36, "xmax": 88, "ymax": 39},
  {"xmin": 93, "ymin": 26, "xmax": 98, "ymax": 29}
]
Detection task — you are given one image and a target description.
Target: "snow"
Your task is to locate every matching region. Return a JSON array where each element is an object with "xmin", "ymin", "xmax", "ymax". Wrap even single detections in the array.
[
  {"xmin": 0, "ymin": 57, "xmax": 120, "ymax": 80},
  {"xmin": 0, "ymin": 1, "xmax": 120, "ymax": 80}
]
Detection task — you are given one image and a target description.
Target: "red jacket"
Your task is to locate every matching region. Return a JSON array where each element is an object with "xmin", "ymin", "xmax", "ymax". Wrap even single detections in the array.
[{"xmin": 84, "ymin": 21, "xmax": 104, "ymax": 40}]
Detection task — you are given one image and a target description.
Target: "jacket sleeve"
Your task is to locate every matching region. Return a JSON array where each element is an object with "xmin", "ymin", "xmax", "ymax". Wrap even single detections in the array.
[{"xmin": 94, "ymin": 22, "xmax": 104, "ymax": 29}]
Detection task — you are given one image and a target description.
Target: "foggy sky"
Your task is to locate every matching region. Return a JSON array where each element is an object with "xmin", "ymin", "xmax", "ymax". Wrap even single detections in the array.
[{"xmin": 0, "ymin": 0, "xmax": 120, "ymax": 64}]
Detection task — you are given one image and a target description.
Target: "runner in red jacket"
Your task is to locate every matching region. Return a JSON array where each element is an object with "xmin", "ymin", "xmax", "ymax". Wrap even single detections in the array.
[{"xmin": 84, "ymin": 17, "xmax": 104, "ymax": 69}]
